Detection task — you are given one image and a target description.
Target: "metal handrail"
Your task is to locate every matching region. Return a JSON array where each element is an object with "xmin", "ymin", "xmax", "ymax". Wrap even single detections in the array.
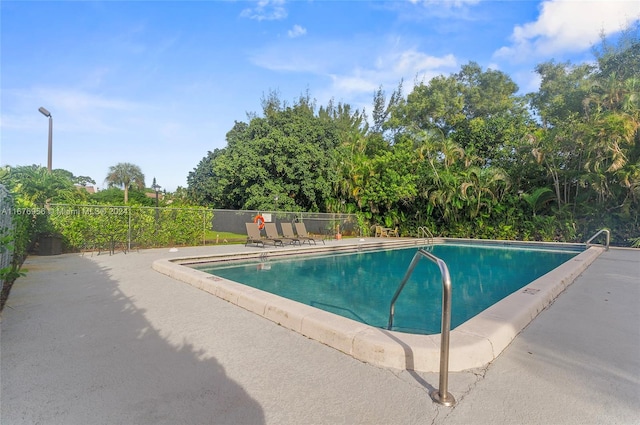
[
  {"xmin": 417, "ymin": 226, "xmax": 434, "ymax": 247},
  {"xmin": 387, "ymin": 248, "xmax": 456, "ymax": 406},
  {"xmin": 417, "ymin": 226, "xmax": 433, "ymax": 239},
  {"xmin": 585, "ymin": 228, "xmax": 610, "ymax": 251}
]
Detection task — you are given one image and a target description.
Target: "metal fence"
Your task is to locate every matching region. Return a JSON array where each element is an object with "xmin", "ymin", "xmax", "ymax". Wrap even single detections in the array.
[
  {"xmin": 211, "ymin": 209, "xmax": 358, "ymax": 237},
  {"xmin": 0, "ymin": 185, "xmax": 14, "ymax": 282},
  {"xmin": 34, "ymin": 205, "xmax": 358, "ymax": 253},
  {"xmin": 49, "ymin": 204, "xmax": 213, "ymax": 251}
]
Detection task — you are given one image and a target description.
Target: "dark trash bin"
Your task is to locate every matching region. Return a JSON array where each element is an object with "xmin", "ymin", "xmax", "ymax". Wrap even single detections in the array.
[{"xmin": 39, "ymin": 235, "xmax": 62, "ymax": 255}]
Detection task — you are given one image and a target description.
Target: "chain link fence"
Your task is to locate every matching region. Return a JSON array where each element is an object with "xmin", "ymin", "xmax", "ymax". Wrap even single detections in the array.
[
  {"xmin": 211, "ymin": 209, "xmax": 358, "ymax": 237},
  {"xmin": 29, "ymin": 205, "xmax": 359, "ymax": 253},
  {"xmin": 49, "ymin": 204, "xmax": 213, "ymax": 252},
  {"xmin": 0, "ymin": 185, "xmax": 14, "ymax": 282}
]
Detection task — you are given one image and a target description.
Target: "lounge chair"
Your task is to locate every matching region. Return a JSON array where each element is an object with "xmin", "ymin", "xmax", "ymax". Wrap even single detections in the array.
[
  {"xmin": 280, "ymin": 222, "xmax": 301, "ymax": 246},
  {"xmin": 245, "ymin": 223, "xmax": 264, "ymax": 247},
  {"xmin": 294, "ymin": 222, "xmax": 325, "ymax": 245},
  {"xmin": 264, "ymin": 222, "xmax": 296, "ymax": 246},
  {"xmin": 245, "ymin": 223, "xmax": 283, "ymax": 248}
]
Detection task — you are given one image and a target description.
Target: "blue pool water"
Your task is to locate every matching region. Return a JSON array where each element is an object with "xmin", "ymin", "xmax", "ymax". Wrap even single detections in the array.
[{"xmin": 195, "ymin": 244, "xmax": 581, "ymax": 335}]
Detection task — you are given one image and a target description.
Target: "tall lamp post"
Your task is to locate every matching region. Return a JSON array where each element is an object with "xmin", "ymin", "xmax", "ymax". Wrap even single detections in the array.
[
  {"xmin": 38, "ymin": 107, "xmax": 53, "ymax": 172},
  {"xmin": 151, "ymin": 178, "xmax": 161, "ymax": 234},
  {"xmin": 151, "ymin": 177, "xmax": 161, "ymax": 207}
]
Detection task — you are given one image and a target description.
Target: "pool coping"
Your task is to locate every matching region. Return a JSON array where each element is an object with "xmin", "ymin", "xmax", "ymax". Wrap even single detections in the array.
[{"xmin": 152, "ymin": 238, "xmax": 604, "ymax": 372}]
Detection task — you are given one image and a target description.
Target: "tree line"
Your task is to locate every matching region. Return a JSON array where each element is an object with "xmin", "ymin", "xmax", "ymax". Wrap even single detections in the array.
[
  {"xmin": 0, "ymin": 162, "xmax": 203, "ymax": 309},
  {"xmin": 187, "ymin": 30, "xmax": 639, "ymax": 246}
]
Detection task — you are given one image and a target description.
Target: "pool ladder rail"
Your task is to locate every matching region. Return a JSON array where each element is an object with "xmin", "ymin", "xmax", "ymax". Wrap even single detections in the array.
[
  {"xmin": 417, "ymin": 226, "xmax": 434, "ymax": 250},
  {"xmin": 388, "ymin": 248, "xmax": 456, "ymax": 407},
  {"xmin": 585, "ymin": 228, "xmax": 610, "ymax": 251}
]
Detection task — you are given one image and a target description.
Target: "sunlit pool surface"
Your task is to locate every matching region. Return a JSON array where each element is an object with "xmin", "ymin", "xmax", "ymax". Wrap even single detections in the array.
[{"xmin": 194, "ymin": 244, "xmax": 582, "ymax": 335}]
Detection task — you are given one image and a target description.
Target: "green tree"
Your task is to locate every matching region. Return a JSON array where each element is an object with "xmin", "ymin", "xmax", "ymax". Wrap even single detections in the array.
[
  {"xmin": 394, "ymin": 74, "xmax": 465, "ymax": 137},
  {"xmin": 452, "ymin": 63, "xmax": 530, "ymax": 165},
  {"xmin": 592, "ymin": 23, "xmax": 640, "ymax": 83},
  {"xmin": 3, "ymin": 165, "xmax": 79, "ymax": 205},
  {"xmin": 528, "ymin": 61, "xmax": 593, "ymax": 128},
  {"xmin": 582, "ymin": 31, "xmax": 640, "ymax": 241},
  {"xmin": 188, "ymin": 93, "xmax": 366, "ymax": 212},
  {"xmin": 182, "ymin": 32, "xmax": 639, "ymax": 245},
  {"xmin": 459, "ymin": 166, "xmax": 511, "ymax": 219},
  {"xmin": 0, "ymin": 164, "xmax": 86, "ymax": 308},
  {"xmin": 524, "ymin": 29, "xmax": 640, "ymax": 243},
  {"xmin": 527, "ymin": 61, "xmax": 594, "ymax": 207},
  {"xmin": 521, "ymin": 187, "xmax": 555, "ymax": 217},
  {"xmin": 390, "ymin": 62, "xmax": 530, "ymax": 169},
  {"xmin": 105, "ymin": 163, "xmax": 145, "ymax": 204}
]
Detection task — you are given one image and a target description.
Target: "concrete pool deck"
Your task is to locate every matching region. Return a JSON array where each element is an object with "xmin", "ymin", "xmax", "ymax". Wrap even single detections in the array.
[
  {"xmin": 1, "ymin": 240, "xmax": 639, "ymax": 424},
  {"xmin": 153, "ymin": 239, "xmax": 603, "ymax": 373}
]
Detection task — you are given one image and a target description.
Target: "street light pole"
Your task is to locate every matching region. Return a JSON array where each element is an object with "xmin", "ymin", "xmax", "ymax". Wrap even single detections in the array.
[
  {"xmin": 152, "ymin": 177, "xmax": 161, "ymax": 207},
  {"xmin": 151, "ymin": 178, "xmax": 161, "ymax": 230},
  {"xmin": 38, "ymin": 107, "xmax": 53, "ymax": 172}
]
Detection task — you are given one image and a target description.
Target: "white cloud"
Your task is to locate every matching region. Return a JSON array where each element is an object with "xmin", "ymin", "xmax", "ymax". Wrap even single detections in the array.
[
  {"xmin": 288, "ymin": 24, "xmax": 307, "ymax": 38},
  {"xmin": 394, "ymin": 50, "xmax": 456, "ymax": 74},
  {"xmin": 400, "ymin": 0, "xmax": 481, "ymax": 20},
  {"xmin": 330, "ymin": 48, "xmax": 457, "ymax": 97},
  {"xmin": 495, "ymin": 0, "xmax": 640, "ymax": 61},
  {"xmin": 329, "ymin": 72, "xmax": 379, "ymax": 94},
  {"xmin": 0, "ymin": 87, "xmax": 147, "ymax": 135},
  {"xmin": 51, "ymin": 89, "xmax": 141, "ymax": 113},
  {"xmin": 250, "ymin": 51, "xmax": 323, "ymax": 73},
  {"xmin": 410, "ymin": 0, "xmax": 481, "ymax": 7},
  {"xmin": 311, "ymin": 46, "xmax": 459, "ymax": 117},
  {"xmin": 250, "ymin": 32, "xmax": 458, "ymax": 101},
  {"xmin": 240, "ymin": 0, "xmax": 287, "ymax": 21},
  {"xmin": 249, "ymin": 38, "xmax": 348, "ymax": 73}
]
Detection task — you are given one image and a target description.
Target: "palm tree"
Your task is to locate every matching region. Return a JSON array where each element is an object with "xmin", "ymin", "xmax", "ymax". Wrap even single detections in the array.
[
  {"xmin": 521, "ymin": 187, "xmax": 555, "ymax": 217},
  {"xmin": 459, "ymin": 166, "xmax": 510, "ymax": 218},
  {"xmin": 105, "ymin": 163, "xmax": 145, "ymax": 204}
]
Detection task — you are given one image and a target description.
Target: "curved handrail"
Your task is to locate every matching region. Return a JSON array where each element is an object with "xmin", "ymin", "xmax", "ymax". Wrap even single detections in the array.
[
  {"xmin": 585, "ymin": 228, "xmax": 610, "ymax": 251},
  {"xmin": 387, "ymin": 248, "xmax": 456, "ymax": 406},
  {"xmin": 417, "ymin": 226, "xmax": 434, "ymax": 247},
  {"xmin": 417, "ymin": 226, "xmax": 433, "ymax": 239}
]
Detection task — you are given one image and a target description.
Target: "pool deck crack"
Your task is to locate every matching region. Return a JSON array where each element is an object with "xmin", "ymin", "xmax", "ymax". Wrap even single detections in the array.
[{"xmin": 455, "ymin": 364, "xmax": 490, "ymax": 403}]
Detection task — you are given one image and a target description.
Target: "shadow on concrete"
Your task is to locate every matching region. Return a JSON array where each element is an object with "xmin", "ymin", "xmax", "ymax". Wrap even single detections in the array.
[
  {"xmin": 379, "ymin": 329, "xmax": 438, "ymax": 393},
  {"xmin": 1, "ymin": 254, "xmax": 265, "ymax": 425}
]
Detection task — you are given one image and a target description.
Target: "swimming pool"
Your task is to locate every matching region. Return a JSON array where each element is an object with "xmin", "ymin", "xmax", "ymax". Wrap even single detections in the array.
[
  {"xmin": 193, "ymin": 244, "xmax": 581, "ymax": 335},
  {"xmin": 153, "ymin": 238, "xmax": 604, "ymax": 372}
]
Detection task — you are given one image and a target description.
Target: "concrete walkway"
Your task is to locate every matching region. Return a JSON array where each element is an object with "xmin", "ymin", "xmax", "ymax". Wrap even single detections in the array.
[{"xmin": 1, "ymin": 243, "xmax": 638, "ymax": 424}]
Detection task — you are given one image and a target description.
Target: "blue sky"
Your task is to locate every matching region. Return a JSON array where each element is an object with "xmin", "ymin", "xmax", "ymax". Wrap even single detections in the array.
[{"xmin": 2, "ymin": 1, "xmax": 639, "ymax": 192}]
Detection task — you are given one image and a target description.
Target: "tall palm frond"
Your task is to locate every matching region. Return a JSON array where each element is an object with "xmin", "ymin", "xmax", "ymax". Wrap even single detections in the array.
[{"xmin": 105, "ymin": 163, "xmax": 145, "ymax": 204}]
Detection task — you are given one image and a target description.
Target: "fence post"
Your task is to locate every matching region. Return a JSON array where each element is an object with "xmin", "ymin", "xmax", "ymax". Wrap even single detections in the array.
[
  {"xmin": 0, "ymin": 185, "xmax": 14, "ymax": 286},
  {"xmin": 128, "ymin": 207, "xmax": 131, "ymax": 252}
]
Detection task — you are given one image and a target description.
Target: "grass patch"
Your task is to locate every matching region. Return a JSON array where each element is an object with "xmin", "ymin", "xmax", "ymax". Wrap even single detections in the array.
[{"xmin": 205, "ymin": 230, "xmax": 246, "ymax": 244}]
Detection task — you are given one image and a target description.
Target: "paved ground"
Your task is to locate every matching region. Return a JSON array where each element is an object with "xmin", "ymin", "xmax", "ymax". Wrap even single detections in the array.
[{"xmin": 1, "ymin": 242, "xmax": 638, "ymax": 424}]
